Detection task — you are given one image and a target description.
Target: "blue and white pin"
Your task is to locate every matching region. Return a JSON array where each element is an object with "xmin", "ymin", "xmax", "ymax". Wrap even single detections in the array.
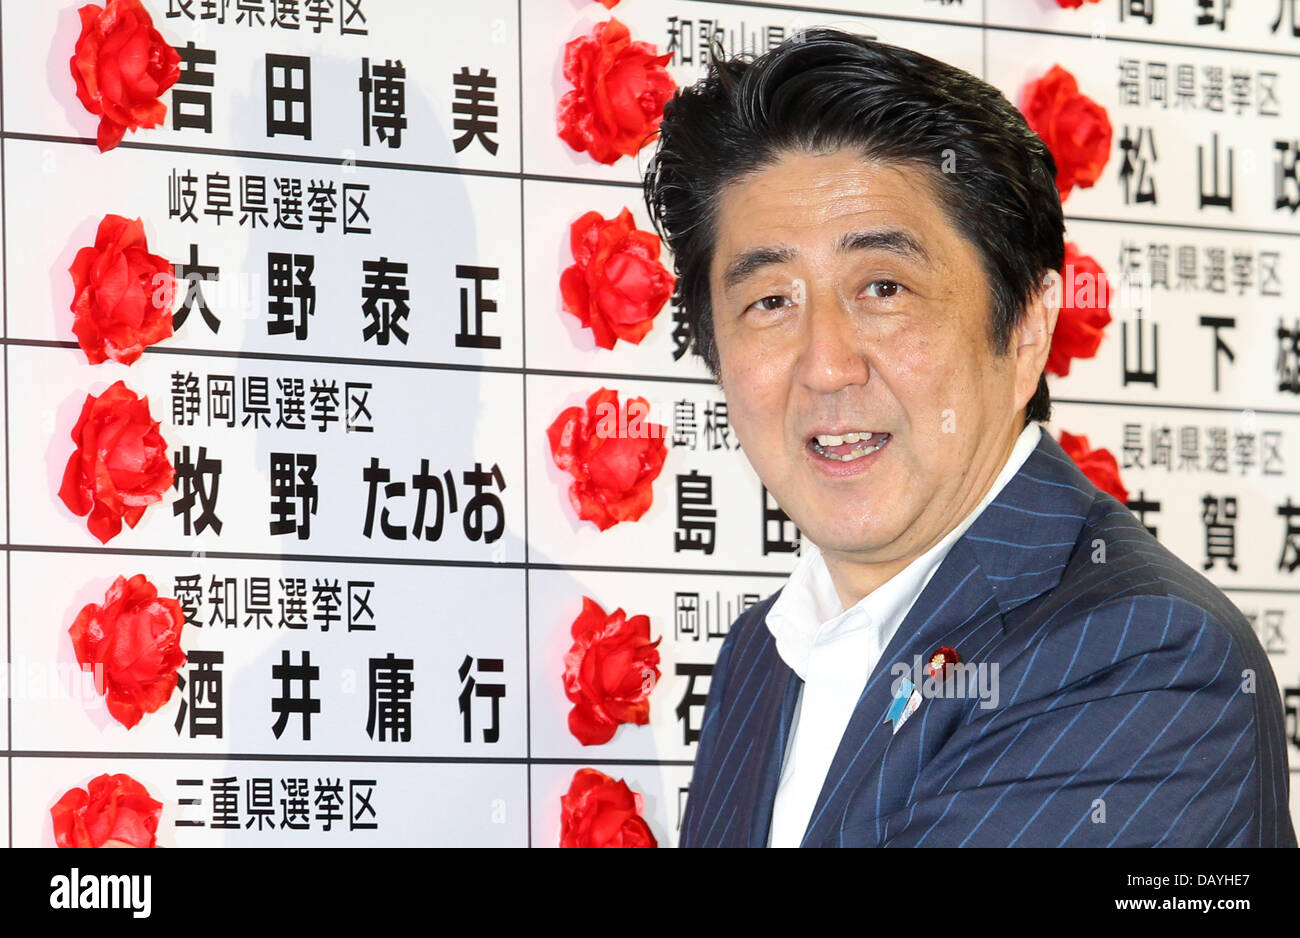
[{"xmin": 884, "ymin": 677, "xmax": 923, "ymax": 735}]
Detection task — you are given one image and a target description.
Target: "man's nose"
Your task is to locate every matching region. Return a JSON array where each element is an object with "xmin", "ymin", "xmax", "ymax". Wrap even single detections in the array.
[{"xmin": 794, "ymin": 281, "xmax": 871, "ymax": 393}]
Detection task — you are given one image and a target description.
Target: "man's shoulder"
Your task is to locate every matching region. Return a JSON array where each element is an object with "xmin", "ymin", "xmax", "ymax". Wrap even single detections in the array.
[
  {"xmin": 1032, "ymin": 489, "xmax": 1255, "ymax": 646},
  {"xmin": 980, "ymin": 490, "xmax": 1296, "ymax": 847},
  {"xmin": 999, "ymin": 487, "xmax": 1275, "ymax": 714},
  {"xmin": 977, "ymin": 426, "xmax": 1248, "ymax": 644}
]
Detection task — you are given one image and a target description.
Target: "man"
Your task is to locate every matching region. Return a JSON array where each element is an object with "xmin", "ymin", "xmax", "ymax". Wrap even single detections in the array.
[{"xmin": 643, "ymin": 29, "xmax": 1295, "ymax": 847}]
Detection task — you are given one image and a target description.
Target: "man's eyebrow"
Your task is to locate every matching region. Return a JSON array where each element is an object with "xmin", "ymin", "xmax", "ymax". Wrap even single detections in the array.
[
  {"xmin": 721, "ymin": 246, "xmax": 797, "ymax": 292},
  {"xmin": 720, "ymin": 227, "xmax": 931, "ymax": 292},
  {"xmin": 836, "ymin": 227, "xmax": 931, "ymax": 264}
]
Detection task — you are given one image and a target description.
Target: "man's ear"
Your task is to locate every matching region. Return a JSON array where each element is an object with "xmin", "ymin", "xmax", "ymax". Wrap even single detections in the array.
[{"xmin": 1012, "ymin": 271, "xmax": 1061, "ymax": 411}]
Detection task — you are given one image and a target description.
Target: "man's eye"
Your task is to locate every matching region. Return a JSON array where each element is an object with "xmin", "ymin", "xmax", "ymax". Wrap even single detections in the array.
[
  {"xmin": 865, "ymin": 280, "xmax": 903, "ymax": 299},
  {"xmin": 747, "ymin": 295, "xmax": 791, "ymax": 313}
]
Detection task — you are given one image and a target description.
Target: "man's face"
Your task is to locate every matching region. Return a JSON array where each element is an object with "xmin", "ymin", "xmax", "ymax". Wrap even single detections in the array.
[{"xmin": 707, "ymin": 148, "xmax": 1043, "ymax": 580}]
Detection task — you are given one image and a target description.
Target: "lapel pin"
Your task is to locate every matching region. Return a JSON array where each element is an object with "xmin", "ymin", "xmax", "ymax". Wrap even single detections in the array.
[
  {"xmin": 927, "ymin": 645, "xmax": 961, "ymax": 682},
  {"xmin": 884, "ymin": 677, "xmax": 923, "ymax": 735}
]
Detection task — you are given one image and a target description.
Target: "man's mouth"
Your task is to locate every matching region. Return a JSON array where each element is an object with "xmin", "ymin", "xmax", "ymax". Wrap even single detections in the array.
[{"xmin": 808, "ymin": 431, "xmax": 891, "ymax": 462}]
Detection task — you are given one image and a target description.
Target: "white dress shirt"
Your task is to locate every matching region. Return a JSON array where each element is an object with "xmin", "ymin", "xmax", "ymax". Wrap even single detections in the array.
[{"xmin": 765, "ymin": 422, "xmax": 1042, "ymax": 847}]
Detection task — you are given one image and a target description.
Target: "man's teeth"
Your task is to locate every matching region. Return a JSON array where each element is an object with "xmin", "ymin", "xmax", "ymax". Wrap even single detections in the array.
[
  {"xmin": 811, "ymin": 432, "xmax": 890, "ymax": 461},
  {"xmin": 814, "ymin": 431, "xmax": 884, "ymax": 446}
]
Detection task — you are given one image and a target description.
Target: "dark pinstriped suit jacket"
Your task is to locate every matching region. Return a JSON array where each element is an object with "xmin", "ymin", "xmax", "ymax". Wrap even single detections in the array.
[{"xmin": 680, "ymin": 430, "xmax": 1297, "ymax": 847}]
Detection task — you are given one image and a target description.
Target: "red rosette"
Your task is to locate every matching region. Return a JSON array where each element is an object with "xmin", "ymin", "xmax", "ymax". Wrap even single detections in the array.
[
  {"xmin": 546, "ymin": 387, "xmax": 667, "ymax": 531},
  {"xmin": 927, "ymin": 645, "xmax": 961, "ymax": 681},
  {"xmin": 70, "ymin": 574, "xmax": 187, "ymax": 729},
  {"xmin": 69, "ymin": 214, "xmax": 175, "ymax": 365},
  {"xmin": 70, "ymin": 0, "xmax": 182, "ymax": 152},
  {"xmin": 563, "ymin": 596, "xmax": 662, "ymax": 745},
  {"xmin": 51, "ymin": 773, "xmax": 163, "ymax": 847},
  {"xmin": 557, "ymin": 18, "xmax": 677, "ymax": 165},
  {"xmin": 560, "ymin": 207, "xmax": 675, "ymax": 349},
  {"xmin": 1020, "ymin": 64, "xmax": 1113, "ymax": 201},
  {"xmin": 1058, "ymin": 430, "xmax": 1129, "ymax": 504},
  {"xmin": 1047, "ymin": 242, "xmax": 1112, "ymax": 377},
  {"xmin": 58, "ymin": 380, "xmax": 174, "ymax": 544},
  {"xmin": 559, "ymin": 768, "xmax": 657, "ymax": 847}
]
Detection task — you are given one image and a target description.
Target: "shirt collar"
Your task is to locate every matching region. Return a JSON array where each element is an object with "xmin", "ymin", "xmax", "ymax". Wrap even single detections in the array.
[{"xmin": 766, "ymin": 422, "xmax": 1042, "ymax": 679}]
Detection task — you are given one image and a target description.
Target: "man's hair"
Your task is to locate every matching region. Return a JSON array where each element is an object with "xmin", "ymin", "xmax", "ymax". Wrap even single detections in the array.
[{"xmin": 642, "ymin": 29, "xmax": 1064, "ymax": 425}]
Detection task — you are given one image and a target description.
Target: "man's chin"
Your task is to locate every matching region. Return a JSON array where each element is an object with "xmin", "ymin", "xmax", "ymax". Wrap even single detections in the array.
[{"xmin": 802, "ymin": 523, "xmax": 903, "ymax": 561}]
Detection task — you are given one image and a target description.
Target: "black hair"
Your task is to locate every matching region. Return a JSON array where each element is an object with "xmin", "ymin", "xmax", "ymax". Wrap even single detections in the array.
[{"xmin": 642, "ymin": 28, "xmax": 1063, "ymax": 425}]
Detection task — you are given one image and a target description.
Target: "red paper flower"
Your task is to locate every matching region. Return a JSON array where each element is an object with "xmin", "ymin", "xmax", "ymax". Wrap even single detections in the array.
[
  {"xmin": 557, "ymin": 18, "xmax": 676, "ymax": 165},
  {"xmin": 70, "ymin": 574, "xmax": 186, "ymax": 729},
  {"xmin": 1058, "ymin": 430, "xmax": 1129, "ymax": 504},
  {"xmin": 1020, "ymin": 64, "xmax": 1112, "ymax": 201},
  {"xmin": 561, "ymin": 208, "xmax": 674, "ymax": 349},
  {"xmin": 547, "ymin": 387, "xmax": 667, "ymax": 531},
  {"xmin": 594, "ymin": 0, "xmax": 620, "ymax": 7},
  {"xmin": 1048, "ymin": 242, "xmax": 1112, "ymax": 377},
  {"xmin": 564, "ymin": 596, "xmax": 661, "ymax": 745},
  {"xmin": 560, "ymin": 768, "xmax": 657, "ymax": 847},
  {"xmin": 69, "ymin": 214, "xmax": 175, "ymax": 365},
  {"xmin": 70, "ymin": 0, "xmax": 182, "ymax": 152},
  {"xmin": 59, "ymin": 380, "xmax": 174, "ymax": 544},
  {"xmin": 1055, "ymin": 0, "xmax": 1101, "ymax": 7},
  {"xmin": 51, "ymin": 773, "xmax": 163, "ymax": 847}
]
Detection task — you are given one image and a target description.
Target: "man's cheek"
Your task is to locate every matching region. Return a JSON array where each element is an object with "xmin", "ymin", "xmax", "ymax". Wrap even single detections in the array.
[{"xmin": 727, "ymin": 409, "xmax": 770, "ymax": 459}]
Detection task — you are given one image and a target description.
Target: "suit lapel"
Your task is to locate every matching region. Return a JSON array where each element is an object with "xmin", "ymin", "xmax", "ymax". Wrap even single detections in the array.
[
  {"xmin": 797, "ymin": 430, "xmax": 1098, "ymax": 847},
  {"xmin": 797, "ymin": 538, "xmax": 1001, "ymax": 846},
  {"xmin": 688, "ymin": 590, "xmax": 803, "ymax": 847},
  {"xmin": 744, "ymin": 662, "xmax": 802, "ymax": 847}
]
